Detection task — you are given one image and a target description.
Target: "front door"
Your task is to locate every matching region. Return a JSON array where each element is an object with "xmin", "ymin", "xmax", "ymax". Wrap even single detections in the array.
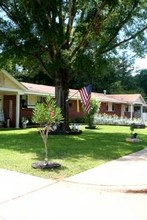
[{"xmin": 3, "ymin": 95, "xmax": 16, "ymax": 127}]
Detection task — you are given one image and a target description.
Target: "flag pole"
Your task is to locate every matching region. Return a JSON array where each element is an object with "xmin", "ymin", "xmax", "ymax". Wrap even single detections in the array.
[{"xmin": 66, "ymin": 90, "xmax": 79, "ymax": 102}]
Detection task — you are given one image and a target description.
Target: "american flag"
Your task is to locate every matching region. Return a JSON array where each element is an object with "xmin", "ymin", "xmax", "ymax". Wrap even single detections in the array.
[{"xmin": 79, "ymin": 84, "xmax": 92, "ymax": 113}]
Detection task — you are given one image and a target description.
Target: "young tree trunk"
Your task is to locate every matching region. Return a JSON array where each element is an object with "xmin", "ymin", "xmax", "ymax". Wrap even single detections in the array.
[{"xmin": 39, "ymin": 126, "xmax": 49, "ymax": 162}]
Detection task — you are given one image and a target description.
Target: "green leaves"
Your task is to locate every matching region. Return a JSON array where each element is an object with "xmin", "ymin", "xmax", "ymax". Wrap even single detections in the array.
[
  {"xmin": 32, "ymin": 96, "xmax": 63, "ymax": 162},
  {"xmin": 32, "ymin": 95, "xmax": 63, "ymax": 126},
  {"xmin": 0, "ymin": 0, "xmax": 146, "ymax": 74},
  {"xmin": 85, "ymin": 99, "xmax": 100, "ymax": 128}
]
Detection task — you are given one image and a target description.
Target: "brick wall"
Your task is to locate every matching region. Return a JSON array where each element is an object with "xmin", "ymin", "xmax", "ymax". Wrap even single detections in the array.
[
  {"xmin": 21, "ymin": 108, "xmax": 33, "ymax": 120},
  {"xmin": 68, "ymin": 100, "xmax": 85, "ymax": 119},
  {"xmin": 20, "ymin": 101, "xmax": 131, "ymax": 125},
  {"xmin": 99, "ymin": 103, "xmax": 122, "ymax": 117}
]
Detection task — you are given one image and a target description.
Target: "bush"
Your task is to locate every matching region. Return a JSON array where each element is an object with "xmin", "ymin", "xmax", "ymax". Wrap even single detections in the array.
[
  {"xmin": 85, "ymin": 99, "xmax": 100, "ymax": 128},
  {"xmin": 70, "ymin": 117, "xmax": 85, "ymax": 123}
]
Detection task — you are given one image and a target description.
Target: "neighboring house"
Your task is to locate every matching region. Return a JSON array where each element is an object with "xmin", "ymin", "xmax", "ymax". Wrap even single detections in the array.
[
  {"xmin": 92, "ymin": 93, "xmax": 147, "ymax": 120},
  {"xmin": 0, "ymin": 69, "xmax": 146, "ymax": 128}
]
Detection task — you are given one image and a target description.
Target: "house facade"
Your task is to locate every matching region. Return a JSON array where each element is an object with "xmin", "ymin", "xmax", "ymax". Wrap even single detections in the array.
[{"xmin": 0, "ymin": 69, "xmax": 146, "ymax": 128}]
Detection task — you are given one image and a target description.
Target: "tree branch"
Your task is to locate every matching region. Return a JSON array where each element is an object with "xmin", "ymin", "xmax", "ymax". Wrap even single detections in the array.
[
  {"xmin": 66, "ymin": 0, "xmax": 76, "ymax": 38},
  {"xmin": 1, "ymin": 27, "xmax": 53, "ymax": 78},
  {"xmin": 70, "ymin": 0, "xmax": 108, "ymax": 59},
  {"xmin": 101, "ymin": 25, "xmax": 147, "ymax": 55},
  {"xmin": 99, "ymin": 0, "xmax": 140, "ymax": 53}
]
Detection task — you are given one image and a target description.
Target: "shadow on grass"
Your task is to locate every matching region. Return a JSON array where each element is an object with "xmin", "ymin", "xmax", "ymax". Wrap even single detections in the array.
[
  {"xmin": 0, "ymin": 126, "xmax": 145, "ymax": 163},
  {"xmin": 0, "ymin": 126, "xmax": 146, "ymax": 179}
]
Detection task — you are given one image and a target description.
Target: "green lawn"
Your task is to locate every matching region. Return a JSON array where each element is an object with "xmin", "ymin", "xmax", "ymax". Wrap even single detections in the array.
[{"xmin": 0, "ymin": 125, "xmax": 146, "ymax": 180}]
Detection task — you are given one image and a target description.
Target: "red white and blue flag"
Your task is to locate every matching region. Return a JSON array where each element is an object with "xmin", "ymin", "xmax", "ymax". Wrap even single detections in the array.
[{"xmin": 79, "ymin": 84, "xmax": 92, "ymax": 113}]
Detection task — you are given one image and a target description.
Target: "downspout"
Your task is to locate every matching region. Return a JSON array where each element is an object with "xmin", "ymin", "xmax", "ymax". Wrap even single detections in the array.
[
  {"xmin": 16, "ymin": 93, "xmax": 20, "ymax": 128},
  {"xmin": 141, "ymin": 105, "xmax": 143, "ymax": 121}
]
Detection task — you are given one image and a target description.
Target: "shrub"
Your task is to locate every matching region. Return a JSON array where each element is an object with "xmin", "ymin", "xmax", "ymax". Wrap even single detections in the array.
[
  {"xmin": 32, "ymin": 96, "xmax": 63, "ymax": 162},
  {"xmin": 85, "ymin": 99, "xmax": 100, "ymax": 128}
]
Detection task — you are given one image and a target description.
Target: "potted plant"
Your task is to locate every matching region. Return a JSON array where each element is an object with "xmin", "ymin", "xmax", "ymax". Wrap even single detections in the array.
[
  {"xmin": 32, "ymin": 95, "xmax": 63, "ymax": 169},
  {"xmin": 21, "ymin": 117, "xmax": 29, "ymax": 128}
]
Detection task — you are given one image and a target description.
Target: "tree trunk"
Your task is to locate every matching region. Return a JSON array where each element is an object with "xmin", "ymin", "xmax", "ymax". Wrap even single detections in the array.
[
  {"xmin": 55, "ymin": 69, "xmax": 70, "ymax": 131},
  {"xmin": 40, "ymin": 127, "xmax": 49, "ymax": 162}
]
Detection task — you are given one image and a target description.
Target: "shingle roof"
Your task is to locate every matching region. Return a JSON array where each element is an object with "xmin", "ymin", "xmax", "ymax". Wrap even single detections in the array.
[
  {"xmin": 22, "ymin": 82, "xmax": 82, "ymax": 99},
  {"xmin": 91, "ymin": 92, "xmax": 128, "ymax": 103},
  {"xmin": 107, "ymin": 94, "xmax": 145, "ymax": 104},
  {"xmin": 21, "ymin": 82, "xmax": 55, "ymax": 96},
  {"xmin": 21, "ymin": 82, "xmax": 145, "ymax": 105}
]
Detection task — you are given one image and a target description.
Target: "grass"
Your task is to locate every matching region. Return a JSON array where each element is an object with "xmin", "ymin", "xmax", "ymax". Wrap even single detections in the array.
[{"xmin": 0, "ymin": 125, "xmax": 146, "ymax": 180}]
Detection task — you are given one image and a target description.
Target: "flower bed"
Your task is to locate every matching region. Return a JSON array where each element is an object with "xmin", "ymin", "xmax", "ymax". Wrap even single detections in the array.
[{"xmin": 94, "ymin": 113, "xmax": 146, "ymax": 127}]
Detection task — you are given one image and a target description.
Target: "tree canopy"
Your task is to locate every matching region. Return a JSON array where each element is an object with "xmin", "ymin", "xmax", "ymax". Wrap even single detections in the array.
[{"xmin": 0, "ymin": 0, "xmax": 147, "ymax": 129}]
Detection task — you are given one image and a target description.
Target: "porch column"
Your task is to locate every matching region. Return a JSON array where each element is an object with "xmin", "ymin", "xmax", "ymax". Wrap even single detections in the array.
[
  {"xmin": 121, "ymin": 104, "xmax": 125, "ymax": 117},
  {"xmin": 130, "ymin": 104, "xmax": 133, "ymax": 120},
  {"xmin": 16, "ymin": 93, "xmax": 20, "ymax": 128},
  {"xmin": 141, "ymin": 105, "xmax": 143, "ymax": 121}
]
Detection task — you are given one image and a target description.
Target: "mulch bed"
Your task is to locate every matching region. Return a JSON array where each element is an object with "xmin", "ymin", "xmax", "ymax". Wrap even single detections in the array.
[
  {"xmin": 32, "ymin": 161, "xmax": 61, "ymax": 169},
  {"xmin": 48, "ymin": 130, "xmax": 82, "ymax": 135}
]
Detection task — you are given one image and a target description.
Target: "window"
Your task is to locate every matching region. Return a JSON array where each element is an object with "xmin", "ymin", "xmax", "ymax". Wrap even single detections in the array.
[
  {"xmin": 106, "ymin": 103, "xmax": 115, "ymax": 112},
  {"xmin": 21, "ymin": 95, "xmax": 27, "ymax": 108},
  {"xmin": 112, "ymin": 103, "xmax": 115, "ymax": 111},
  {"xmin": 37, "ymin": 96, "xmax": 44, "ymax": 103},
  {"xmin": 125, "ymin": 105, "xmax": 129, "ymax": 112}
]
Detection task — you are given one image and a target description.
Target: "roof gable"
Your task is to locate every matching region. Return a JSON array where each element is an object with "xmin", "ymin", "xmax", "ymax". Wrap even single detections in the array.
[{"xmin": 0, "ymin": 69, "xmax": 26, "ymax": 91}]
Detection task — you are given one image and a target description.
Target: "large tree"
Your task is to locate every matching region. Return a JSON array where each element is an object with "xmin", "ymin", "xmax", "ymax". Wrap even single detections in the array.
[
  {"xmin": 134, "ymin": 69, "xmax": 147, "ymax": 95},
  {"xmin": 0, "ymin": 0, "xmax": 147, "ymax": 130},
  {"xmin": 70, "ymin": 53, "xmax": 135, "ymax": 93}
]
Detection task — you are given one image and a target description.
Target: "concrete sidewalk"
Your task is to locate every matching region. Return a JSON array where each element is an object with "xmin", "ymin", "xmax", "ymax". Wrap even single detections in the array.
[
  {"xmin": 0, "ymin": 149, "xmax": 147, "ymax": 220},
  {"xmin": 66, "ymin": 149, "xmax": 147, "ymax": 191}
]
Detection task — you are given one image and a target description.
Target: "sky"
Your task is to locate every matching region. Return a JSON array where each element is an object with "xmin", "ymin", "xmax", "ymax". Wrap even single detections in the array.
[{"xmin": 134, "ymin": 56, "xmax": 147, "ymax": 71}]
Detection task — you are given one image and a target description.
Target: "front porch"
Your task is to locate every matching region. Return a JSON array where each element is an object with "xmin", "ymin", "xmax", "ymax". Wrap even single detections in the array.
[
  {"xmin": 0, "ymin": 93, "xmax": 21, "ymax": 128},
  {"xmin": 123, "ymin": 103, "xmax": 145, "ymax": 121}
]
